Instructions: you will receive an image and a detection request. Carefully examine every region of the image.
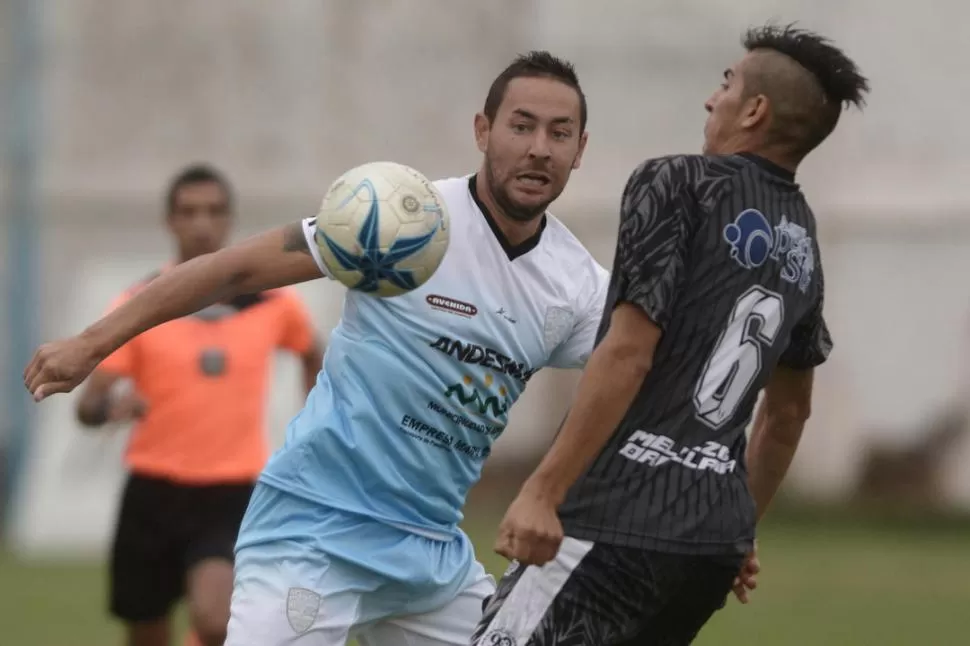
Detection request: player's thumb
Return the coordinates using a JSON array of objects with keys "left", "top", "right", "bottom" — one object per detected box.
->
[{"left": 33, "top": 380, "right": 71, "bottom": 401}]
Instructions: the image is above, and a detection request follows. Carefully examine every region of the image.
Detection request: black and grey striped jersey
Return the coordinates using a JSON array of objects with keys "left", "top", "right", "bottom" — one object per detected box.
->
[{"left": 559, "top": 153, "right": 831, "bottom": 555}]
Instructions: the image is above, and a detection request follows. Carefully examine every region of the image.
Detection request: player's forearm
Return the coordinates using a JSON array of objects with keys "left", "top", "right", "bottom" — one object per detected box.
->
[
  {"left": 81, "top": 250, "right": 252, "bottom": 361},
  {"left": 81, "top": 226, "right": 318, "bottom": 362},
  {"left": 746, "top": 402, "right": 808, "bottom": 521},
  {"left": 524, "top": 342, "right": 651, "bottom": 505}
]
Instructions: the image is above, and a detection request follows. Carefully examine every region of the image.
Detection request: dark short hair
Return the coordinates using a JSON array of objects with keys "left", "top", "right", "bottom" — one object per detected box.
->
[
  {"left": 743, "top": 23, "right": 870, "bottom": 157},
  {"left": 165, "top": 164, "right": 234, "bottom": 214},
  {"left": 483, "top": 50, "right": 587, "bottom": 132}
]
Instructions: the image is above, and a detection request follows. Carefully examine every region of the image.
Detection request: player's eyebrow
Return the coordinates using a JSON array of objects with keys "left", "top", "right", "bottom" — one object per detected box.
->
[
  {"left": 512, "top": 108, "right": 540, "bottom": 121},
  {"left": 511, "top": 108, "right": 574, "bottom": 127}
]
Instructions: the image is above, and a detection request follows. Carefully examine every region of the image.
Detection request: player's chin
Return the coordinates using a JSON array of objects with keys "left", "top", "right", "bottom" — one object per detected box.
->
[{"left": 508, "top": 182, "right": 557, "bottom": 212}]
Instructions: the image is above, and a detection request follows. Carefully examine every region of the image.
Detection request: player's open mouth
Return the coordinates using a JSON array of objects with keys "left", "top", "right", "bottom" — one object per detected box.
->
[{"left": 516, "top": 173, "right": 550, "bottom": 187}]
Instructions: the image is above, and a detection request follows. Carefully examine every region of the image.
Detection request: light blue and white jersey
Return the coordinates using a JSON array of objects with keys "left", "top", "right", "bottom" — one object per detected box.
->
[{"left": 252, "top": 175, "right": 608, "bottom": 541}]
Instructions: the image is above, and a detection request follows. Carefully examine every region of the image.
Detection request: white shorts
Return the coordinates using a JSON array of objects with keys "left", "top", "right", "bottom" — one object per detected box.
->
[{"left": 225, "top": 540, "right": 495, "bottom": 646}]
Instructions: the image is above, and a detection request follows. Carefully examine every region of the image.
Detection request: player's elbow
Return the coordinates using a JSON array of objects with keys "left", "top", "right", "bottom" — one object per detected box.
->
[
  {"left": 211, "top": 246, "right": 258, "bottom": 297},
  {"left": 766, "top": 399, "right": 811, "bottom": 425},
  {"left": 601, "top": 303, "right": 661, "bottom": 378},
  {"left": 601, "top": 335, "right": 654, "bottom": 378},
  {"left": 761, "top": 399, "right": 811, "bottom": 447}
]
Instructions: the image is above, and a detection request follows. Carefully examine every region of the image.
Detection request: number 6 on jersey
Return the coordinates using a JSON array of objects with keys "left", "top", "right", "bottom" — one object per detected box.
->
[{"left": 693, "top": 286, "right": 785, "bottom": 430}]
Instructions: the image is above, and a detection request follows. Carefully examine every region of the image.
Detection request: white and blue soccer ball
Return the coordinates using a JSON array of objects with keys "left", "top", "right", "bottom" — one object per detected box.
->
[{"left": 314, "top": 161, "right": 450, "bottom": 298}]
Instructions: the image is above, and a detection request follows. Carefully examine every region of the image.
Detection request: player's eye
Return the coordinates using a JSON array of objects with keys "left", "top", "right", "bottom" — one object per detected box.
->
[
  {"left": 511, "top": 123, "right": 531, "bottom": 134},
  {"left": 552, "top": 130, "right": 571, "bottom": 141}
]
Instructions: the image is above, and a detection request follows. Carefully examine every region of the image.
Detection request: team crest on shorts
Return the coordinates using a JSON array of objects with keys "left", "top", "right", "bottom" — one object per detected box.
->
[
  {"left": 482, "top": 629, "right": 517, "bottom": 646},
  {"left": 543, "top": 305, "right": 574, "bottom": 352},
  {"left": 286, "top": 587, "right": 320, "bottom": 634}
]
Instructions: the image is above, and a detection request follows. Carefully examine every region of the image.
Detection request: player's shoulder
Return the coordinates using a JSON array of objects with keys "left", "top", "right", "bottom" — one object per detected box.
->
[
  {"left": 432, "top": 175, "right": 473, "bottom": 203},
  {"left": 540, "top": 215, "right": 609, "bottom": 290},
  {"left": 625, "top": 153, "right": 740, "bottom": 191},
  {"left": 624, "top": 154, "right": 751, "bottom": 216}
]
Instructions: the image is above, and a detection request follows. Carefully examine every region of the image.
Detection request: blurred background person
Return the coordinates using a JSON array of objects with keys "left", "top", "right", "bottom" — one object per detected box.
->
[{"left": 74, "top": 165, "right": 323, "bottom": 646}]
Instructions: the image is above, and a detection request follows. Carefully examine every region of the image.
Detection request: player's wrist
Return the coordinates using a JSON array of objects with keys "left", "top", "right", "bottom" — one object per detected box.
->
[
  {"left": 79, "top": 323, "right": 119, "bottom": 363},
  {"left": 521, "top": 472, "right": 568, "bottom": 507}
]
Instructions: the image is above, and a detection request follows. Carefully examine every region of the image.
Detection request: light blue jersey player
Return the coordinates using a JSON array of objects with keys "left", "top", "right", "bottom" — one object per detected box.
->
[{"left": 24, "top": 52, "right": 607, "bottom": 646}]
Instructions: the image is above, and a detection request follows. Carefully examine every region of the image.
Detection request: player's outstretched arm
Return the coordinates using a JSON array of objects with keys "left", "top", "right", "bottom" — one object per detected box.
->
[
  {"left": 523, "top": 303, "right": 660, "bottom": 502},
  {"left": 495, "top": 303, "right": 661, "bottom": 565},
  {"left": 24, "top": 222, "right": 323, "bottom": 401},
  {"left": 746, "top": 365, "right": 814, "bottom": 521}
]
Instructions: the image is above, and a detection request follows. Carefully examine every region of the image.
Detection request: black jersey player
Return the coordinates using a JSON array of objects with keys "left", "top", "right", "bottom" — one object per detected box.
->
[{"left": 474, "top": 24, "right": 870, "bottom": 646}]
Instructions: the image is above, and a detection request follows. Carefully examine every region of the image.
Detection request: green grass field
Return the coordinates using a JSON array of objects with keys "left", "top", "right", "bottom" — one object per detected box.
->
[{"left": 3, "top": 508, "right": 969, "bottom": 646}]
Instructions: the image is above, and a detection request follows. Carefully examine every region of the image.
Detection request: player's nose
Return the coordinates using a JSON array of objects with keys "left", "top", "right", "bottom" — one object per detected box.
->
[{"left": 527, "top": 132, "right": 552, "bottom": 159}]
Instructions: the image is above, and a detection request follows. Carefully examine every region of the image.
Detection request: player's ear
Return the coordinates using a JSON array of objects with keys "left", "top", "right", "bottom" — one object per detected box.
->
[
  {"left": 474, "top": 112, "right": 490, "bottom": 154},
  {"left": 572, "top": 131, "right": 589, "bottom": 170},
  {"left": 740, "top": 94, "right": 769, "bottom": 130}
]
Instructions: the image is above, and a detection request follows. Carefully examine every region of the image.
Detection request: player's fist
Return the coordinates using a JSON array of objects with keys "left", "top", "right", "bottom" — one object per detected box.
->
[
  {"left": 23, "top": 336, "right": 103, "bottom": 402},
  {"left": 494, "top": 487, "right": 564, "bottom": 567}
]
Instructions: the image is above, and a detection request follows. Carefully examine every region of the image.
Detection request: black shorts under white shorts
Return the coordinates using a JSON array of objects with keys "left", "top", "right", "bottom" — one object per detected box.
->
[
  {"left": 109, "top": 472, "right": 255, "bottom": 622},
  {"left": 472, "top": 537, "right": 743, "bottom": 646}
]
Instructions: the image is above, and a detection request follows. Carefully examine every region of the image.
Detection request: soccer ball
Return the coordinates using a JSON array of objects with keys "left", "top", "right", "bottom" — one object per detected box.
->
[{"left": 313, "top": 161, "right": 450, "bottom": 298}]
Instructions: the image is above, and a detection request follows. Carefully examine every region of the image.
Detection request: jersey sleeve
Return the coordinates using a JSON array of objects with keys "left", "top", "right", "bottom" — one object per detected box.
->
[
  {"left": 778, "top": 283, "right": 833, "bottom": 370},
  {"left": 300, "top": 217, "right": 334, "bottom": 279},
  {"left": 276, "top": 289, "right": 316, "bottom": 354},
  {"left": 548, "top": 262, "right": 610, "bottom": 369},
  {"left": 612, "top": 156, "right": 696, "bottom": 330},
  {"left": 97, "top": 293, "right": 138, "bottom": 377}
]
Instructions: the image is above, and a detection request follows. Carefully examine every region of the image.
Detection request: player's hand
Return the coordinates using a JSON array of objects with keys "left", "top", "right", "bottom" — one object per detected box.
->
[
  {"left": 494, "top": 486, "right": 564, "bottom": 566},
  {"left": 732, "top": 542, "right": 760, "bottom": 604},
  {"left": 107, "top": 391, "right": 148, "bottom": 422},
  {"left": 23, "top": 336, "right": 104, "bottom": 402}
]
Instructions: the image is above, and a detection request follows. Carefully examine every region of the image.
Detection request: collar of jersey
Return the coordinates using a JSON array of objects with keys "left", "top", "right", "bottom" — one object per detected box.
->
[
  {"left": 737, "top": 152, "right": 796, "bottom": 183},
  {"left": 468, "top": 174, "right": 546, "bottom": 262}
]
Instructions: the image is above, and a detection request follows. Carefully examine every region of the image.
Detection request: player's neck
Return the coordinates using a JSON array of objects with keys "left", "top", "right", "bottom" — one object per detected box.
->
[
  {"left": 746, "top": 149, "right": 798, "bottom": 175},
  {"left": 474, "top": 173, "right": 543, "bottom": 247},
  {"left": 726, "top": 139, "right": 799, "bottom": 175}
]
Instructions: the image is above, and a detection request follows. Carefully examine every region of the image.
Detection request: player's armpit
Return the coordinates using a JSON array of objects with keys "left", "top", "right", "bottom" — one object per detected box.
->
[
  {"left": 282, "top": 221, "right": 314, "bottom": 255},
  {"left": 746, "top": 366, "right": 815, "bottom": 521},
  {"left": 300, "top": 338, "right": 324, "bottom": 395}
]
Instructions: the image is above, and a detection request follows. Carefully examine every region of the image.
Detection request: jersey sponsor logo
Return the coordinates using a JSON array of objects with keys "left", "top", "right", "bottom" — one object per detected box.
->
[
  {"left": 399, "top": 414, "right": 491, "bottom": 459},
  {"left": 618, "top": 430, "right": 737, "bottom": 475},
  {"left": 723, "top": 209, "right": 815, "bottom": 293},
  {"left": 429, "top": 336, "right": 537, "bottom": 384},
  {"left": 426, "top": 293, "right": 478, "bottom": 318},
  {"left": 444, "top": 374, "right": 510, "bottom": 420},
  {"left": 426, "top": 400, "right": 503, "bottom": 438}
]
